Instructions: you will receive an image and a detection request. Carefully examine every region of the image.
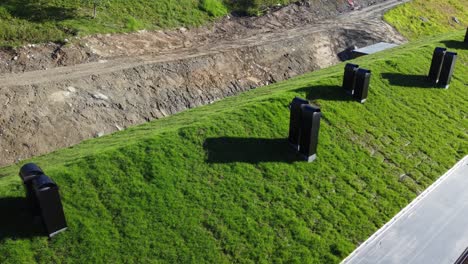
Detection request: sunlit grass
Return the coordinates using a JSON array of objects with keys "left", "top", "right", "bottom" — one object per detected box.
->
[{"left": 384, "top": 0, "right": 468, "bottom": 40}]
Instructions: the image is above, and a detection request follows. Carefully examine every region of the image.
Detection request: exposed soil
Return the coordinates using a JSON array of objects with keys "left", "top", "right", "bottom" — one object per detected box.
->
[{"left": 0, "top": 0, "right": 408, "bottom": 166}]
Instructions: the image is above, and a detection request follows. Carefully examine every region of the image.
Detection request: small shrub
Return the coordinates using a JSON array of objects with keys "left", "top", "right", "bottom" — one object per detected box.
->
[
  {"left": 200, "top": 0, "right": 228, "bottom": 17},
  {"left": 125, "top": 16, "right": 143, "bottom": 31},
  {"left": 0, "top": 7, "right": 11, "bottom": 19}
]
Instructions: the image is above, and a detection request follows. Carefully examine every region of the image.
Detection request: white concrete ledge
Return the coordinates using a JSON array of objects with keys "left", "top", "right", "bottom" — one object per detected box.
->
[{"left": 342, "top": 155, "right": 468, "bottom": 264}]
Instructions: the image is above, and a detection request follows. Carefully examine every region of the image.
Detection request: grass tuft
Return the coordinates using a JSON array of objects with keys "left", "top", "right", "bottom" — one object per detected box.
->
[
  {"left": 125, "top": 16, "right": 144, "bottom": 31},
  {"left": 200, "top": 0, "right": 228, "bottom": 17}
]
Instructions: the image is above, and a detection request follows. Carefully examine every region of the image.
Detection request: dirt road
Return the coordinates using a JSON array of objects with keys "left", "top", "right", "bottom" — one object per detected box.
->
[{"left": 0, "top": 0, "right": 409, "bottom": 166}]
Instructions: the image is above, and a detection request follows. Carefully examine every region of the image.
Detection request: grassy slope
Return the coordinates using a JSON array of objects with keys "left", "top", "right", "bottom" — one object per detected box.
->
[
  {"left": 0, "top": 31, "right": 466, "bottom": 263},
  {"left": 384, "top": 0, "right": 468, "bottom": 40},
  {"left": 0, "top": 0, "right": 294, "bottom": 47}
]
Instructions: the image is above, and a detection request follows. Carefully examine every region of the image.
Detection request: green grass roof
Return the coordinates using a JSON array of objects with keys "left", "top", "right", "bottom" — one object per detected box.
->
[{"left": 0, "top": 31, "right": 466, "bottom": 263}]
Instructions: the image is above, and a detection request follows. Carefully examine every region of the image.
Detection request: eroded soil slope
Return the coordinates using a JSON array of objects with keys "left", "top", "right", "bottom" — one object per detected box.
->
[{"left": 0, "top": 0, "right": 408, "bottom": 166}]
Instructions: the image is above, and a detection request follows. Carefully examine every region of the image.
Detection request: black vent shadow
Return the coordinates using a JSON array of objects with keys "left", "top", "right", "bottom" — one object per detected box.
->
[
  {"left": 440, "top": 40, "right": 467, "bottom": 50},
  {"left": 380, "top": 73, "right": 437, "bottom": 88},
  {"left": 0, "top": 197, "right": 44, "bottom": 241},
  {"left": 337, "top": 47, "right": 356, "bottom": 61},
  {"left": 294, "top": 85, "right": 353, "bottom": 102},
  {"left": 204, "top": 137, "right": 300, "bottom": 164}
]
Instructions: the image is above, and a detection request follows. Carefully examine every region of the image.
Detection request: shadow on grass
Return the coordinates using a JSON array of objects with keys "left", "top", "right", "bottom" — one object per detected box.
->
[
  {"left": 294, "top": 85, "right": 353, "bottom": 102},
  {"left": 204, "top": 138, "right": 299, "bottom": 164},
  {"left": 1, "top": 0, "right": 77, "bottom": 22},
  {"left": 381, "top": 73, "right": 436, "bottom": 88},
  {"left": 440, "top": 40, "right": 467, "bottom": 50},
  {"left": 0, "top": 197, "right": 44, "bottom": 241}
]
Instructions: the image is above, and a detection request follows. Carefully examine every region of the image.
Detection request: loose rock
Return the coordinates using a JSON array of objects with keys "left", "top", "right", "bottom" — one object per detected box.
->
[{"left": 92, "top": 92, "right": 109, "bottom": 101}]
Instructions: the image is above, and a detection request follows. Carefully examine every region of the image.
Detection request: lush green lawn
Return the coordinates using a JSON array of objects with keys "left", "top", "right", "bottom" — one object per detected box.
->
[
  {"left": 0, "top": 0, "right": 295, "bottom": 47},
  {"left": 384, "top": 0, "right": 468, "bottom": 40},
  {"left": 0, "top": 31, "right": 466, "bottom": 263}
]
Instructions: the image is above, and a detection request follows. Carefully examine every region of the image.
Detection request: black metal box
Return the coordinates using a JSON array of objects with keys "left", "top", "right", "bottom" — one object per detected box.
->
[
  {"left": 299, "top": 104, "right": 321, "bottom": 162},
  {"left": 438, "top": 51, "right": 457, "bottom": 89},
  {"left": 342, "top": 63, "right": 359, "bottom": 95},
  {"left": 32, "top": 174, "right": 68, "bottom": 238},
  {"left": 19, "top": 163, "right": 44, "bottom": 214},
  {"left": 353, "top": 68, "right": 371, "bottom": 103},
  {"left": 428, "top": 47, "right": 447, "bottom": 83},
  {"left": 19, "top": 163, "right": 67, "bottom": 238},
  {"left": 288, "top": 97, "right": 309, "bottom": 150}
]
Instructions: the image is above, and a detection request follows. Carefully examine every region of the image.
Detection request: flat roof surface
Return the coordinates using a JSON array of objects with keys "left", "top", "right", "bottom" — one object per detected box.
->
[
  {"left": 353, "top": 42, "right": 398, "bottom": 55},
  {"left": 342, "top": 156, "right": 468, "bottom": 264}
]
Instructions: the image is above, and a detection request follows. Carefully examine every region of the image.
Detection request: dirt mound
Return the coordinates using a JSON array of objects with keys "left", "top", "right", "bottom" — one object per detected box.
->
[{"left": 0, "top": 43, "right": 97, "bottom": 74}]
